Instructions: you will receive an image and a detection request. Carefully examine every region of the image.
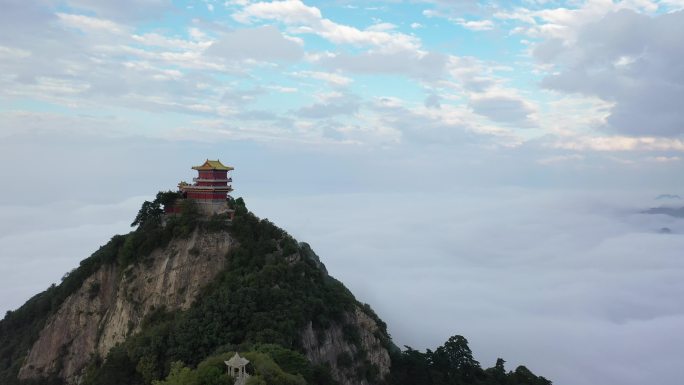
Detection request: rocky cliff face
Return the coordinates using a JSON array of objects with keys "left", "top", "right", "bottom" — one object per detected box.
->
[
  {"left": 302, "top": 307, "right": 391, "bottom": 385},
  {"left": 18, "top": 229, "right": 232, "bottom": 383},
  {"left": 16, "top": 227, "right": 392, "bottom": 385},
  {"left": 296, "top": 243, "right": 391, "bottom": 385}
]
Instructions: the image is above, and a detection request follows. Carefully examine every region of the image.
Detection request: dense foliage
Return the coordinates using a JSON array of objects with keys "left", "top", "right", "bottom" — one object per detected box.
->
[
  {"left": 131, "top": 191, "right": 182, "bottom": 227},
  {"left": 388, "top": 335, "right": 551, "bottom": 385},
  {"left": 81, "top": 197, "right": 367, "bottom": 385},
  {"left": 0, "top": 197, "right": 199, "bottom": 384},
  {"left": 152, "top": 345, "right": 317, "bottom": 385},
  {"left": 0, "top": 195, "right": 552, "bottom": 385},
  {"left": 0, "top": 234, "right": 126, "bottom": 385}
]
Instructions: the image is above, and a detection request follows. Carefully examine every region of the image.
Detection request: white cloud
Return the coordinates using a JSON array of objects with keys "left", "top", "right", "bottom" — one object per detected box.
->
[
  {"left": 318, "top": 50, "right": 448, "bottom": 81},
  {"left": 370, "top": 96, "right": 519, "bottom": 145},
  {"left": 469, "top": 89, "right": 538, "bottom": 127},
  {"left": 233, "top": 0, "right": 420, "bottom": 52},
  {"left": 422, "top": 9, "right": 439, "bottom": 18},
  {"left": 660, "top": 0, "right": 684, "bottom": 10},
  {"left": 0, "top": 45, "right": 31, "bottom": 58},
  {"left": 0, "top": 200, "right": 137, "bottom": 315},
  {"left": 537, "top": 153, "right": 584, "bottom": 165},
  {"left": 56, "top": 12, "right": 127, "bottom": 34},
  {"left": 66, "top": 0, "right": 173, "bottom": 22},
  {"left": 249, "top": 189, "right": 684, "bottom": 385},
  {"left": 646, "top": 156, "right": 682, "bottom": 163},
  {"left": 537, "top": 95, "right": 613, "bottom": 137},
  {"left": 233, "top": 0, "right": 322, "bottom": 24},
  {"left": 131, "top": 32, "right": 211, "bottom": 50},
  {"left": 205, "top": 25, "right": 305, "bottom": 62},
  {"left": 548, "top": 136, "right": 684, "bottom": 152},
  {"left": 2, "top": 4, "right": 684, "bottom": 385},
  {"left": 495, "top": 0, "right": 660, "bottom": 42},
  {"left": 291, "top": 70, "right": 353, "bottom": 86},
  {"left": 367, "top": 22, "right": 397, "bottom": 32},
  {"left": 536, "top": 9, "right": 684, "bottom": 136},
  {"left": 267, "top": 85, "right": 298, "bottom": 93},
  {"left": 225, "top": 0, "right": 251, "bottom": 6},
  {"left": 456, "top": 18, "right": 495, "bottom": 31}
]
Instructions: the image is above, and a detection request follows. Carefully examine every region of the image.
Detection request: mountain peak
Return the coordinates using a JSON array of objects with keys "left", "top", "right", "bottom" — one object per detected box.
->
[{"left": 1, "top": 182, "right": 552, "bottom": 385}]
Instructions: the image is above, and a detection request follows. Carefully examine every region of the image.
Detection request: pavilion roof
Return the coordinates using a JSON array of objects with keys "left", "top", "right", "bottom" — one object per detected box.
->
[
  {"left": 192, "top": 159, "right": 234, "bottom": 171},
  {"left": 225, "top": 353, "right": 249, "bottom": 368}
]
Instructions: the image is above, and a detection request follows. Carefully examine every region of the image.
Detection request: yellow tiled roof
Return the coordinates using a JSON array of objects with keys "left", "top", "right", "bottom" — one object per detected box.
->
[{"left": 192, "top": 159, "right": 234, "bottom": 171}]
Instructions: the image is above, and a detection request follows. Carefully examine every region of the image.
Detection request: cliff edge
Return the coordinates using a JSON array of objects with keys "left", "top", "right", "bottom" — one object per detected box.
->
[{"left": 1, "top": 199, "right": 392, "bottom": 385}]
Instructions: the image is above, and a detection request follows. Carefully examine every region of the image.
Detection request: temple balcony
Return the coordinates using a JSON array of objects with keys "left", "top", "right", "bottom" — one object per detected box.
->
[
  {"left": 193, "top": 177, "right": 232, "bottom": 183},
  {"left": 183, "top": 187, "right": 233, "bottom": 192}
]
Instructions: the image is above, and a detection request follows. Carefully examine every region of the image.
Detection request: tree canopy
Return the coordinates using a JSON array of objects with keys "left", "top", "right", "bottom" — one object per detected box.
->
[
  {"left": 131, "top": 191, "right": 182, "bottom": 227},
  {"left": 0, "top": 196, "right": 553, "bottom": 385},
  {"left": 388, "top": 335, "right": 551, "bottom": 385}
]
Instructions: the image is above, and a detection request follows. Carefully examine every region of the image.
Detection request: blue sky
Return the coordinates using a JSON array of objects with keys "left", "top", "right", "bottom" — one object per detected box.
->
[
  {"left": 1, "top": 1, "right": 684, "bottom": 385},
  {"left": 3, "top": 0, "right": 684, "bottom": 153}
]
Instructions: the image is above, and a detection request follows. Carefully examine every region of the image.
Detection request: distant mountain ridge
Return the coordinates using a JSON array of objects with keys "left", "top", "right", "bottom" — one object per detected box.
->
[
  {"left": 0, "top": 197, "right": 551, "bottom": 385},
  {"left": 655, "top": 194, "right": 682, "bottom": 200},
  {"left": 643, "top": 206, "right": 684, "bottom": 218}
]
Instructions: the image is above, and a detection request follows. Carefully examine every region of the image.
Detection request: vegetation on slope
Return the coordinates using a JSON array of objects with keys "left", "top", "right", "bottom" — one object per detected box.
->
[
  {"left": 387, "top": 335, "right": 552, "bottom": 385},
  {"left": 81, "top": 197, "right": 372, "bottom": 385},
  {"left": 0, "top": 194, "right": 200, "bottom": 384},
  {"left": 153, "top": 345, "right": 317, "bottom": 385},
  {"left": 0, "top": 195, "right": 552, "bottom": 385}
]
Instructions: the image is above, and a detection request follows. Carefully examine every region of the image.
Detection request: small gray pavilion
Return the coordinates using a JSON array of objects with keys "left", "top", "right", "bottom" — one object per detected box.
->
[{"left": 224, "top": 353, "right": 250, "bottom": 385}]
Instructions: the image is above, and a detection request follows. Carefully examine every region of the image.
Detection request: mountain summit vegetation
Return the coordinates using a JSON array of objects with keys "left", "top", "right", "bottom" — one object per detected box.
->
[{"left": 0, "top": 197, "right": 551, "bottom": 385}]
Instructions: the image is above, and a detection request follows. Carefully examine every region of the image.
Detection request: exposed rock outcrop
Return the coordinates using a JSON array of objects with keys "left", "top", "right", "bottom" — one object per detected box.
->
[
  {"left": 18, "top": 229, "right": 232, "bottom": 383},
  {"left": 17, "top": 226, "right": 392, "bottom": 385},
  {"left": 302, "top": 306, "right": 391, "bottom": 385}
]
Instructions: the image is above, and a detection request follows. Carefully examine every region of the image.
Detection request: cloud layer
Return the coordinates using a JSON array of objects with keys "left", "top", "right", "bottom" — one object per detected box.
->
[
  {"left": 536, "top": 9, "right": 684, "bottom": 137},
  {"left": 2, "top": 2, "right": 684, "bottom": 385},
  {"left": 249, "top": 190, "right": 684, "bottom": 385}
]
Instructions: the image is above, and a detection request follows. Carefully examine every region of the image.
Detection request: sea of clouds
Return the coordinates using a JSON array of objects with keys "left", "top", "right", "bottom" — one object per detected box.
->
[
  {"left": 249, "top": 190, "right": 684, "bottom": 385},
  {"left": 2, "top": 187, "right": 682, "bottom": 385}
]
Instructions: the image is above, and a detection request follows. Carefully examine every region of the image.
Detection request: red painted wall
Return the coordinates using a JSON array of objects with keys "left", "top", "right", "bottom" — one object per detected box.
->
[
  {"left": 198, "top": 170, "right": 228, "bottom": 179},
  {"left": 187, "top": 191, "right": 227, "bottom": 200},
  {"left": 188, "top": 170, "right": 231, "bottom": 200}
]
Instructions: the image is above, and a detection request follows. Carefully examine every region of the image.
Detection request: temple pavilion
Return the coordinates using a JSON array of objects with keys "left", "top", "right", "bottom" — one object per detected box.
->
[
  {"left": 165, "top": 159, "right": 235, "bottom": 217},
  {"left": 224, "top": 353, "right": 250, "bottom": 385}
]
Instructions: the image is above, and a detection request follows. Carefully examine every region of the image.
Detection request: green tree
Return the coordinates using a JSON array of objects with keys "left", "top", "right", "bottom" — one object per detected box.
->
[
  {"left": 153, "top": 361, "right": 196, "bottom": 385},
  {"left": 387, "top": 346, "right": 432, "bottom": 385},
  {"left": 131, "top": 190, "right": 181, "bottom": 228},
  {"left": 429, "top": 335, "right": 482, "bottom": 384},
  {"left": 131, "top": 200, "right": 163, "bottom": 227},
  {"left": 156, "top": 191, "right": 181, "bottom": 208},
  {"left": 510, "top": 366, "right": 552, "bottom": 385}
]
